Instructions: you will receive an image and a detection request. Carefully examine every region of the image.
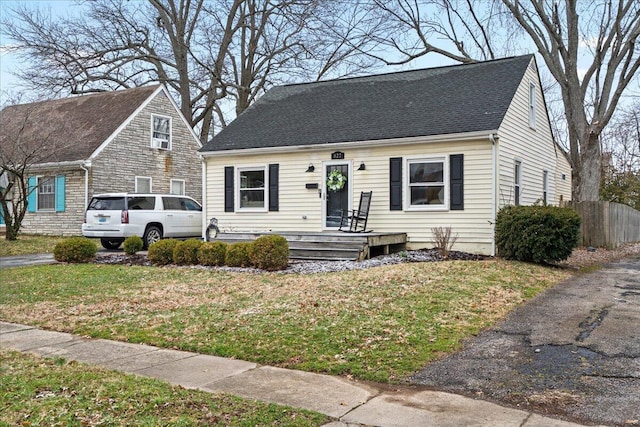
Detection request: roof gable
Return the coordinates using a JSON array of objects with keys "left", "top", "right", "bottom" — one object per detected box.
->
[
  {"left": 0, "top": 85, "right": 160, "bottom": 165},
  {"left": 202, "top": 55, "right": 534, "bottom": 153}
]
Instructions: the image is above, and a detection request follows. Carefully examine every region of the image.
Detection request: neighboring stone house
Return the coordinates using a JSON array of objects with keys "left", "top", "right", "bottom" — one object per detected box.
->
[
  {"left": 200, "top": 54, "right": 572, "bottom": 256},
  {"left": 0, "top": 85, "right": 202, "bottom": 236}
]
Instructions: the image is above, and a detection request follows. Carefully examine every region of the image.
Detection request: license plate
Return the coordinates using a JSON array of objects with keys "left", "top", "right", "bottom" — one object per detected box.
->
[{"left": 98, "top": 218, "right": 107, "bottom": 223}]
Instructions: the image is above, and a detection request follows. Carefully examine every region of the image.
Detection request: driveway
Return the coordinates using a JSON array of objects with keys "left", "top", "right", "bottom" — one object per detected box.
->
[{"left": 412, "top": 256, "right": 640, "bottom": 426}]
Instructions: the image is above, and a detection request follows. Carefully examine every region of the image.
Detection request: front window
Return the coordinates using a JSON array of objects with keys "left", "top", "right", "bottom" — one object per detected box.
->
[
  {"left": 135, "top": 176, "right": 152, "bottom": 193},
  {"left": 514, "top": 160, "right": 522, "bottom": 206},
  {"left": 529, "top": 82, "right": 536, "bottom": 129},
  {"left": 238, "top": 167, "right": 266, "bottom": 210},
  {"left": 151, "top": 115, "right": 171, "bottom": 149},
  {"left": 543, "top": 170, "right": 548, "bottom": 205},
  {"left": 37, "top": 176, "right": 55, "bottom": 210},
  {"left": 407, "top": 158, "right": 446, "bottom": 209},
  {"left": 170, "top": 179, "right": 185, "bottom": 195}
]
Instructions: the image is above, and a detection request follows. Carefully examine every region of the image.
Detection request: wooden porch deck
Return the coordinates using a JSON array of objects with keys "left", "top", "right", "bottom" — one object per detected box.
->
[{"left": 213, "top": 231, "right": 407, "bottom": 261}]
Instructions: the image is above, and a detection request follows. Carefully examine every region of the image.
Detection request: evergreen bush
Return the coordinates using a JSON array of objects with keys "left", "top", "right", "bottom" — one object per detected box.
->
[
  {"left": 53, "top": 237, "right": 98, "bottom": 263},
  {"left": 147, "top": 239, "right": 178, "bottom": 265},
  {"left": 123, "top": 235, "right": 144, "bottom": 255},
  {"left": 173, "top": 239, "right": 203, "bottom": 265},
  {"left": 495, "top": 205, "right": 581, "bottom": 263},
  {"left": 225, "top": 242, "right": 253, "bottom": 267},
  {"left": 197, "top": 241, "right": 228, "bottom": 266},
  {"left": 249, "top": 235, "right": 290, "bottom": 271}
]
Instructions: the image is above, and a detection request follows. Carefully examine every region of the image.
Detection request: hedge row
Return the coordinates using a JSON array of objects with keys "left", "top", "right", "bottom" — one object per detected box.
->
[{"left": 148, "top": 235, "right": 290, "bottom": 271}]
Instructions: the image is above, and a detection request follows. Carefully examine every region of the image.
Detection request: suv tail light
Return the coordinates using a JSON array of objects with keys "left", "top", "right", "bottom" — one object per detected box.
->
[{"left": 121, "top": 210, "right": 129, "bottom": 224}]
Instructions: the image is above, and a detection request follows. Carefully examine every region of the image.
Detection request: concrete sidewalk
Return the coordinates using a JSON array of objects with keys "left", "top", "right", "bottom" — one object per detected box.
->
[{"left": 1, "top": 322, "right": 593, "bottom": 427}]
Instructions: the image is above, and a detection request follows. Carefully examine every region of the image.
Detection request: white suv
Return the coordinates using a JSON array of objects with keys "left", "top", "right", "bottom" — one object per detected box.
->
[{"left": 82, "top": 193, "right": 202, "bottom": 249}]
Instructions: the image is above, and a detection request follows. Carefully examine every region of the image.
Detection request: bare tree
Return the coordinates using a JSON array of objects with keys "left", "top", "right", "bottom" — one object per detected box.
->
[
  {"left": 374, "top": 0, "right": 640, "bottom": 202},
  {"left": 0, "top": 100, "right": 76, "bottom": 240},
  {"left": 3, "top": 0, "right": 390, "bottom": 141}
]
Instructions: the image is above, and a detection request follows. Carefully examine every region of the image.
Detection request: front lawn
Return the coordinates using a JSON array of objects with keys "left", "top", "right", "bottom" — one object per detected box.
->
[
  {"left": 0, "top": 350, "right": 327, "bottom": 426},
  {"left": 0, "top": 234, "right": 97, "bottom": 257},
  {"left": 0, "top": 260, "right": 569, "bottom": 383}
]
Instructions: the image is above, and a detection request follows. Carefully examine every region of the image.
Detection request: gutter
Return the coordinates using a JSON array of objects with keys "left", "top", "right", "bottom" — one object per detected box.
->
[
  {"left": 489, "top": 133, "right": 499, "bottom": 257},
  {"left": 200, "top": 130, "right": 499, "bottom": 158}
]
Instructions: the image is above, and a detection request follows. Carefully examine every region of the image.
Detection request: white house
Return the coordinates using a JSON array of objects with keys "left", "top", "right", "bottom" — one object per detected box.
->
[{"left": 199, "top": 55, "right": 572, "bottom": 256}]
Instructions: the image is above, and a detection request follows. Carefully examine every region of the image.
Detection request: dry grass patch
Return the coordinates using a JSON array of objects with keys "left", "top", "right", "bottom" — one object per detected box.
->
[{"left": 1, "top": 260, "right": 569, "bottom": 383}]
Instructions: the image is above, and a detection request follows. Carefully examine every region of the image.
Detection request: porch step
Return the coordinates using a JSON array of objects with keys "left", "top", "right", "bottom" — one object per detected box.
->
[{"left": 213, "top": 231, "right": 383, "bottom": 261}]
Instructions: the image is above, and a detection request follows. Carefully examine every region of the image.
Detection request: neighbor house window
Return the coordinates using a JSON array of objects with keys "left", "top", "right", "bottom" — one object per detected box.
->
[
  {"left": 237, "top": 167, "right": 266, "bottom": 210},
  {"left": 37, "top": 176, "right": 55, "bottom": 210},
  {"left": 170, "top": 179, "right": 185, "bottom": 195},
  {"left": 151, "top": 115, "right": 171, "bottom": 149},
  {"left": 135, "top": 176, "right": 152, "bottom": 193},
  {"left": 514, "top": 160, "right": 522, "bottom": 206},
  {"left": 529, "top": 82, "right": 536, "bottom": 129},
  {"left": 406, "top": 157, "right": 446, "bottom": 209},
  {"left": 542, "top": 170, "right": 548, "bottom": 205}
]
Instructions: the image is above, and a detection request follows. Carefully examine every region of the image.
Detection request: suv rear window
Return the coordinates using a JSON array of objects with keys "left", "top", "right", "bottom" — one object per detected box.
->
[
  {"left": 88, "top": 197, "right": 125, "bottom": 210},
  {"left": 127, "top": 196, "right": 156, "bottom": 210}
]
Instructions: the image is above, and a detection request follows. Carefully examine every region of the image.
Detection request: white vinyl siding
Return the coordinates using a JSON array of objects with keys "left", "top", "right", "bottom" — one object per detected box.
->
[
  {"left": 497, "top": 57, "right": 566, "bottom": 208},
  {"left": 204, "top": 139, "right": 494, "bottom": 254}
]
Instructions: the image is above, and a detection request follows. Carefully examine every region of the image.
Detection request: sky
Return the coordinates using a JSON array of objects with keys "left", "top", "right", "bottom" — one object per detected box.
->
[{"left": 0, "top": 0, "right": 78, "bottom": 95}]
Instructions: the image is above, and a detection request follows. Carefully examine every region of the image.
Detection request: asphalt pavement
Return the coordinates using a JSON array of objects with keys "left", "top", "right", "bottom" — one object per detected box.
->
[{"left": 412, "top": 257, "right": 640, "bottom": 427}]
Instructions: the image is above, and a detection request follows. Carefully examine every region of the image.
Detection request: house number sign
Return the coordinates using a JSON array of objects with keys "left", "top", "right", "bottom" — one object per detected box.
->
[{"left": 331, "top": 151, "right": 345, "bottom": 160}]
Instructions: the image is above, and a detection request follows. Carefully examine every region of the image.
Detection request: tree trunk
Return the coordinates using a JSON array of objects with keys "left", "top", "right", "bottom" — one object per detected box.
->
[{"left": 574, "top": 131, "right": 602, "bottom": 202}]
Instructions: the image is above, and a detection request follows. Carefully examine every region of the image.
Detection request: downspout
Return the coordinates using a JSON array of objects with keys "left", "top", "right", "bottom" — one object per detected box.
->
[
  {"left": 201, "top": 155, "right": 207, "bottom": 240},
  {"left": 80, "top": 161, "right": 92, "bottom": 210},
  {"left": 489, "top": 133, "right": 499, "bottom": 257}
]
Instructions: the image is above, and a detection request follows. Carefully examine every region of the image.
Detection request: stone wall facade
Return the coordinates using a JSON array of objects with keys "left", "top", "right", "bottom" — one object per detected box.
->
[
  {"left": 21, "top": 169, "right": 87, "bottom": 236},
  {"left": 19, "top": 89, "right": 202, "bottom": 236}
]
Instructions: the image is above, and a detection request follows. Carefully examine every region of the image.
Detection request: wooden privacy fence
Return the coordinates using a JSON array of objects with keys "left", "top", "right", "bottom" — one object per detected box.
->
[{"left": 571, "top": 201, "right": 640, "bottom": 249}]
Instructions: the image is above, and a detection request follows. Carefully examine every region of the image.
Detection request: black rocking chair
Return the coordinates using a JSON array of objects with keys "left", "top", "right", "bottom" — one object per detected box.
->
[{"left": 339, "top": 191, "right": 372, "bottom": 232}]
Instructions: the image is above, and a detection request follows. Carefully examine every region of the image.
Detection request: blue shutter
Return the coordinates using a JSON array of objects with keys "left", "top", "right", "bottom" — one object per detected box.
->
[
  {"left": 55, "top": 175, "right": 66, "bottom": 212},
  {"left": 27, "top": 177, "right": 37, "bottom": 213}
]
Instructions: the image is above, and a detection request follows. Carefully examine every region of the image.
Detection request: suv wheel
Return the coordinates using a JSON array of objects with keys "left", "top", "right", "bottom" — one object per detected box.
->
[
  {"left": 143, "top": 225, "right": 162, "bottom": 248},
  {"left": 100, "top": 238, "right": 124, "bottom": 250}
]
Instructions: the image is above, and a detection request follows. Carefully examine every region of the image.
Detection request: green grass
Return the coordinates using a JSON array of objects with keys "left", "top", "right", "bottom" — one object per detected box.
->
[
  {"left": 0, "top": 234, "right": 98, "bottom": 257},
  {"left": 0, "top": 350, "right": 327, "bottom": 426},
  {"left": 0, "top": 261, "right": 570, "bottom": 383}
]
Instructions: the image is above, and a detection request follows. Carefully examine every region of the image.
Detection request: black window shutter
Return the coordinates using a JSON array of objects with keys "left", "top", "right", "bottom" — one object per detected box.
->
[
  {"left": 268, "top": 164, "right": 279, "bottom": 212},
  {"left": 450, "top": 154, "right": 464, "bottom": 210},
  {"left": 390, "top": 157, "right": 403, "bottom": 210},
  {"left": 224, "top": 166, "right": 234, "bottom": 212}
]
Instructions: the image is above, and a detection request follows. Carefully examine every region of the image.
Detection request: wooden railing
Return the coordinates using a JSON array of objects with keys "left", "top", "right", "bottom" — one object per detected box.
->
[{"left": 571, "top": 201, "right": 640, "bottom": 249}]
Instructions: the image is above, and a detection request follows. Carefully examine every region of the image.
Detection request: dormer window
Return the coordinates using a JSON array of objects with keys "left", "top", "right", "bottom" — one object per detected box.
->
[{"left": 151, "top": 115, "right": 171, "bottom": 149}]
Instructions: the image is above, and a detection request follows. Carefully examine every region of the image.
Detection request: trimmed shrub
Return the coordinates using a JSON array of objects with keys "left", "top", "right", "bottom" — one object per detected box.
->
[
  {"left": 173, "top": 239, "right": 203, "bottom": 265},
  {"left": 123, "top": 235, "right": 144, "bottom": 255},
  {"left": 495, "top": 205, "right": 581, "bottom": 263},
  {"left": 147, "top": 239, "right": 178, "bottom": 265},
  {"left": 225, "top": 242, "right": 253, "bottom": 267},
  {"left": 53, "top": 237, "right": 97, "bottom": 263},
  {"left": 249, "top": 235, "right": 290, "bottom": 271},
  {"left": 197, "top": 241, "right": 228, "bottom": 266}
]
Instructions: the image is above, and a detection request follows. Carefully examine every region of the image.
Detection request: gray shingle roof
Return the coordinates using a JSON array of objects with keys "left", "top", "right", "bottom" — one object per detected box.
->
[
  {"left": 0, "top": 85, "right": 159, "bottom": 164},
  {"left": 201, "top": 55, "right": 534, "bottom": 153}
]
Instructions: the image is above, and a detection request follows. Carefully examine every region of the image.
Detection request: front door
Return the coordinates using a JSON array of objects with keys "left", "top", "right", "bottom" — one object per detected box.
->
[{"left": 323, "top": 162, "right": 351, "bottom": 229}]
